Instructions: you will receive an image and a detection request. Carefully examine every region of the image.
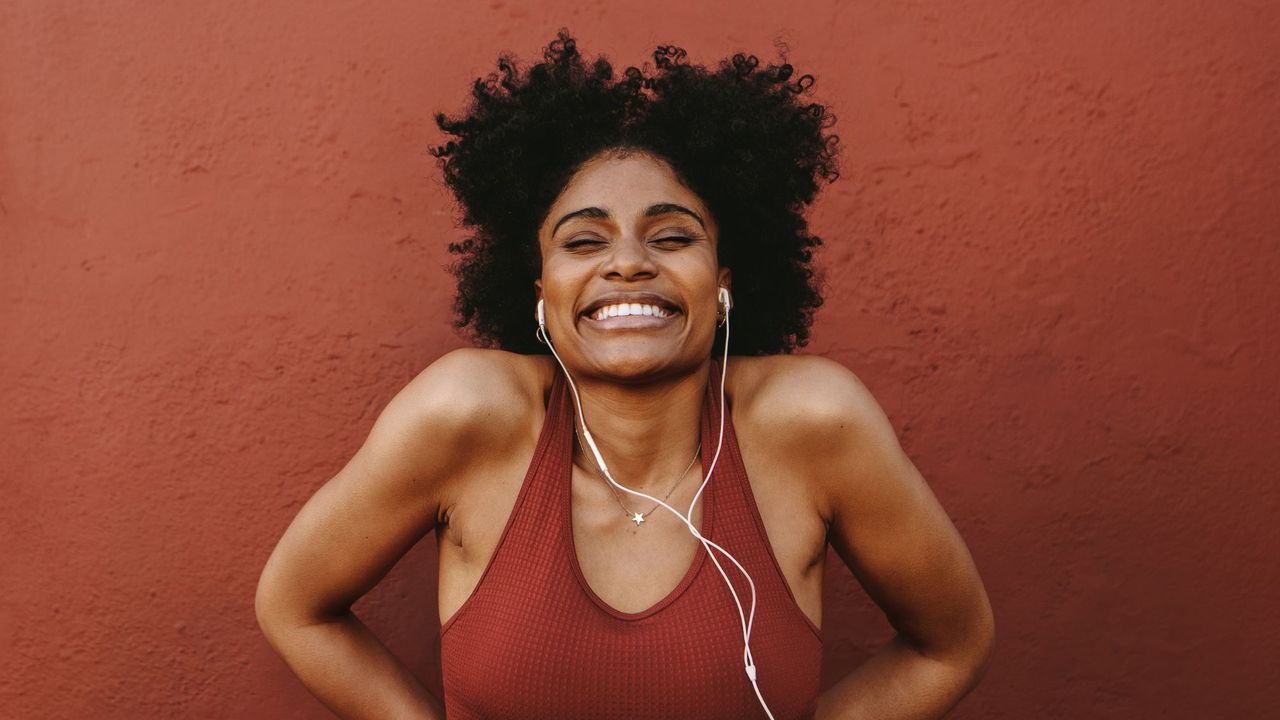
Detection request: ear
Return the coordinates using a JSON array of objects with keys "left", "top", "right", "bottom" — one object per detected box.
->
[
  {"left": 717, "top": 267, "right": 732, "bottom": 294},
  {"left": 533, "top": 278, "right": 543, "bottom": 301}
]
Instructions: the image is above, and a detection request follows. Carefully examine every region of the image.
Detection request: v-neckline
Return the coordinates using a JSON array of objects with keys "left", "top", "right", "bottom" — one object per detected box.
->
[{"left": 562, "top": 376, "right": 717, "bottom": 621}]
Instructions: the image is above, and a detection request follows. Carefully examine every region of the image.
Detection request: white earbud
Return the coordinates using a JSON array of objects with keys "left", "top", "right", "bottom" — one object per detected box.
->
[
  {"left": 534, "top": 299, "right": 549, "bottom": 345},
  {"left": 719, "top": 286, "right": 732, "bottom": 313}
]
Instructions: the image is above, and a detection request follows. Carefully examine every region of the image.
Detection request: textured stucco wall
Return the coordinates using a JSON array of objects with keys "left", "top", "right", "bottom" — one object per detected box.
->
[{"left": 3, "top": 1, "right": 1277, "bottom": 718}]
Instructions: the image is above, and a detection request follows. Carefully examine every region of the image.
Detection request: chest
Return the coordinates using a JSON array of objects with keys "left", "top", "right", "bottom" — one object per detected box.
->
[
  {"left": 438, "top": 439, "right": 825, "bottom": 720},
  {"left": 438, "top": 420, "right": 828, "bottom": 633}
]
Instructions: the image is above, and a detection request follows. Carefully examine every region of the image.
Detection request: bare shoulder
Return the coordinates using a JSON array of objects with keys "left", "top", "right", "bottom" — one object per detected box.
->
[
  {"left": 401, "top": 348, "right": 549, "bottom": 421},
  {"left": 730, "top": 354, "right": 994, "bottom": 677},
  {"left": 391, "top": 348, "right": 553, "bottom": 459},
  {"left": 728, "top": 354, "right": 886, "bottom": 433},
  {"left": 254, "top": 349, "right": 555, "bottom": 626},
  {"left": 727, "top": 354, "right": 901, "bottom": 520}
]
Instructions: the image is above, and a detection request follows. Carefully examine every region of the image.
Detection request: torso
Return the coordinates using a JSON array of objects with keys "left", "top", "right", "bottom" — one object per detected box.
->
[{"left": 434, "top": 353, "right": 830, "bottom": 633}]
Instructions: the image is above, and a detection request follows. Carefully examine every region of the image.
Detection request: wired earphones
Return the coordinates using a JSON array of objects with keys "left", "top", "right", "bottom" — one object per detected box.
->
[{"left": 535, "top": 287, "right": 777, "bottom": 719}]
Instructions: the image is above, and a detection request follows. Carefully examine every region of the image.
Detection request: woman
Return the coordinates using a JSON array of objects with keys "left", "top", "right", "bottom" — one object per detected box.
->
[{"left": 256, "top": 31, "right": 993, "bottom": 720}]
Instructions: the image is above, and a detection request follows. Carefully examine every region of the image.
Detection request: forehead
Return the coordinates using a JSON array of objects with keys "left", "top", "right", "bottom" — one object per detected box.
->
[{"left": 540, "top": 153, "right": 714, "bottom": 235}]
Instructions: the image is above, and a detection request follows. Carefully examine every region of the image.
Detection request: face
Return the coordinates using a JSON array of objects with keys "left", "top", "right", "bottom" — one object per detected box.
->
[{"left": 535, "top": 150, "right": 730, "bottom": 381}]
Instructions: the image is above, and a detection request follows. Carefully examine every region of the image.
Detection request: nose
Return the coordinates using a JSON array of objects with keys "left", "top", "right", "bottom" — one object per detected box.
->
[{"left": 600, "top": 234, "right": 657, "bottom": 280}]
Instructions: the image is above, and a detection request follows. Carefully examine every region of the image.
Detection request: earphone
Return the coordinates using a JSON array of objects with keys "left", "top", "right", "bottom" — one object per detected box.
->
[{"left": 535, "top": 288, "right": 776, "bottom": 719}]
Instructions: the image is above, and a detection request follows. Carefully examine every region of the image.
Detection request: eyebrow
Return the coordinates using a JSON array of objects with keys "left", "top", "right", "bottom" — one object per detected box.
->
[{"left": 550, "top": 203, "right": 707, "bottom": 236}]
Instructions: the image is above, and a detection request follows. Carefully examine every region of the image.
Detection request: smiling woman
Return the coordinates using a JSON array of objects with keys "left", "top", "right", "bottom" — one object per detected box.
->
[
  {"left": 535, "top": 151, "right": 728, "bottom": 380},
  {"left": 254, "top": 29, "right": 993, "bottom": 720}
]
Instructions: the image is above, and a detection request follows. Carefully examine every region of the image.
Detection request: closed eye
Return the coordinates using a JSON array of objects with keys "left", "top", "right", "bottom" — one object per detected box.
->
[
  {"left": 651, "top": 236, "right": 694, "bottom": 247},
  {"left": 564, "top": 237, "right": 607, "bottom": 250},
  {"left": 563, "top": 235, "right": 695, "bottom": 251}
]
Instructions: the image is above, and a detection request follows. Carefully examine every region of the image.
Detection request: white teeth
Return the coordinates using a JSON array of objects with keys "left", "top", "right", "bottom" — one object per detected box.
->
[{"left": 591, "top": 303, "right": 671, "bottom": 321}]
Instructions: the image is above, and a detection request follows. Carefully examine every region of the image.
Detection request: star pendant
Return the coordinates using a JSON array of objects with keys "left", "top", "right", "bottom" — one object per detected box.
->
[{"left": 631, "top": 512, "right": 646, "bottom": 526}]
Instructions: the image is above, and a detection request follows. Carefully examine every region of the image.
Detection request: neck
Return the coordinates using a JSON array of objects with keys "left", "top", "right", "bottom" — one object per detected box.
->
[{"left": 568, "top": 360, "right": 714, "bottom": 492}]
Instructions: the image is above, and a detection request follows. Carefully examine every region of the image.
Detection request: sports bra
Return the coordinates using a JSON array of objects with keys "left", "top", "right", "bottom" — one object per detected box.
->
[{"left": 439, "top": 363, "right": 823, "bottom": 719}]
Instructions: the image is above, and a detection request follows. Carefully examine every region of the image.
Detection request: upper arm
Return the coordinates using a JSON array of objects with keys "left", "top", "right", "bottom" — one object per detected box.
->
[
  {"left": 787, "top": 357, "right": 994, "bottom": 666},
  {"left": 254, "top": 348, "right": 516, "bottom": 628}
]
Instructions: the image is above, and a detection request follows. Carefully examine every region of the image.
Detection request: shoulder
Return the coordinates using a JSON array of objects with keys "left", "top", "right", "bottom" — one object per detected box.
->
[
  {"left": 728, "top": 354, "right": 886, "bottom": 433},
  {"left": 376, "top": 348, "right": 555, "bottom": 476},
  {"left": 402, "top": 347, "right": 551, "bottom": 417},
  {"left": 727, "top": 354, "right": 902, "bottom": 520}
]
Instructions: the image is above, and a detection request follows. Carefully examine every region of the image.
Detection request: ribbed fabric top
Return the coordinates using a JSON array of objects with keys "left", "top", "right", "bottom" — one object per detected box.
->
[{"left": 440, "top": 363, "right": 822, "bottom": 719}]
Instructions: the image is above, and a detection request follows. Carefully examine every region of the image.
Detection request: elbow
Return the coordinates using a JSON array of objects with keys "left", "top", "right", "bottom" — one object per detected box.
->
[
  {"left": 253, "top": 572, "right": 281, "bottom": 638},
  {"left": 254, "top": 563, "right": 297, "bottom": 642},
  {"left": 962, "top": 599, "right": 996, "bottom": 689},
  {"left": 254, "top": 564, "right": 348, "bottom": 642},
  {"left": 923, "top": 597, "right": 996, "bottom": 693}
]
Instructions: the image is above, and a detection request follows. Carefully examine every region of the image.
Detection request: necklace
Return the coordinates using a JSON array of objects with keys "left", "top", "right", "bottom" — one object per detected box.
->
[{"left": 574, "top": 425, "right": 701, "bottom": 526}]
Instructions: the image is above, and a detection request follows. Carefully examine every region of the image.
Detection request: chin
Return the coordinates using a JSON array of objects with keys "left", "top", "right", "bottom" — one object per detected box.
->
[{"left": 582, "top": 344, "right": 702, "bottom": 383}]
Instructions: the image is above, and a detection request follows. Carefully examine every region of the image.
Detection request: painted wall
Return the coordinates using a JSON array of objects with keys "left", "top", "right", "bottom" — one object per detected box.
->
[{"left": 3, "top": 1, "right": 1277, "bottom": 717}]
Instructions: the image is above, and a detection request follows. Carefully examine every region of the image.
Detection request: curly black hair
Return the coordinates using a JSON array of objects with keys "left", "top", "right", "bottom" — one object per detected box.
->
[{"left": 430, "top": 29, "right": 840, "bottom": 355}]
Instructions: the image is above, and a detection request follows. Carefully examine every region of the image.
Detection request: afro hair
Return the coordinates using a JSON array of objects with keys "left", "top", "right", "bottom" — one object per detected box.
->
[{"left": 430, "top": 29, "right": 840, "bottom": 355}]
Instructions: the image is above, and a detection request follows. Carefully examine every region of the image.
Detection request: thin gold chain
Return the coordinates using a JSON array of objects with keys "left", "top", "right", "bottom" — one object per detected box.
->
[{"left": 574, "top": 425, "right": 701, "bottom": 525}]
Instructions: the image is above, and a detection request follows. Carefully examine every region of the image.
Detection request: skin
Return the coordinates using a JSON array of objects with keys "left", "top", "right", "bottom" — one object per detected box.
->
[{"left": 255, "top": 149, "right": 995, "bottom": 719}]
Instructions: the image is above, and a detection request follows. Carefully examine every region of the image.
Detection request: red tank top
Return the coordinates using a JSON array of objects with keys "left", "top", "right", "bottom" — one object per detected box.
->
[{"left": 439, "top": 364, "right": 823, "bottom": 719}]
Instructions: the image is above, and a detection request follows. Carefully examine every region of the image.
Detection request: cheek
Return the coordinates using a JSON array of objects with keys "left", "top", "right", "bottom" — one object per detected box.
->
[
  {"left": 674, "top": 258, "right": 722, "bottom": 297},
  {"left": 538, "top": 261, "right": 590, "bottom": 313}
]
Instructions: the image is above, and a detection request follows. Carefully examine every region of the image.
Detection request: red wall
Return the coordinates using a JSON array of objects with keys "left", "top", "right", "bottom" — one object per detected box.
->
[{"left": 3, "top": 1, "right": 1277, "bottom": 717}]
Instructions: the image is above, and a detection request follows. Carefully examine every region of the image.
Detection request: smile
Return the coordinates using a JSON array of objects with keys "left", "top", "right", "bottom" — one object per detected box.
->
[
  {"left": 588, "top": 303, "right": 673, "bottom": 321},
  {"left": 579, "top": 305, "right": 682, "bottom": 332}
]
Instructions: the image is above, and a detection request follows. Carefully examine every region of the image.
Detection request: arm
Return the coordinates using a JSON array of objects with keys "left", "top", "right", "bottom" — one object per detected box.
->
[
  {"left": 793, "top": 359, "right": 994, "bottom": 720},
  {"left": 254, "top": 349, "right": 504, "bottom": 720}
]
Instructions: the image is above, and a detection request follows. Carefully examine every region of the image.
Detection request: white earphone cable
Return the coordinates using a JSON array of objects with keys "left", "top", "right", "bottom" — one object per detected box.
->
[{"left": 537, "top": 292, "right": 775, "bottom": 719}]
